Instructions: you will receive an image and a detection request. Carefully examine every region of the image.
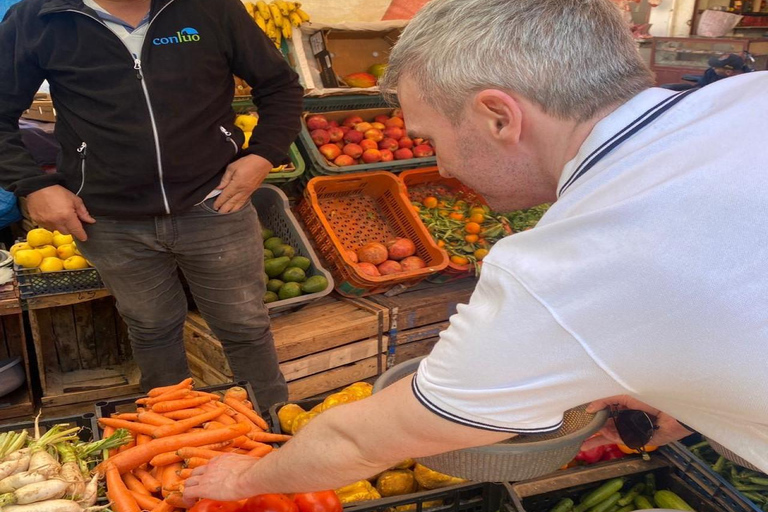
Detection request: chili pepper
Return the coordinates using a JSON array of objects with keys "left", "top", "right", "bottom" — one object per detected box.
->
[{"left": 575, "top": 445, "right": 606, "bottom": 465}]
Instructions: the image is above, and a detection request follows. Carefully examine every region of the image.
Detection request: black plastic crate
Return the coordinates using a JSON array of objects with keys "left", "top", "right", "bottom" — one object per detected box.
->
[
  {"left": 344, "top": 482, "right": 512, "bottom": 512},
  {"left": 0, "top": 413, "right": 98, "bottom": 442},
  {"left": 93, "top": 381, "right": 261, "bottom": 440},
  {"left": 303, "top": 95, "right": 393, "bottom": 113},
  {"left": 16, "top": 265, "right": 105, "bottom": 299}
]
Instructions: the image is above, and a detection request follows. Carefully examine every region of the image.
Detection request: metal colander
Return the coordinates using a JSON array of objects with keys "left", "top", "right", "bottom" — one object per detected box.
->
[{"left": 373, "top": 357, "right": 608, "bottom": 482}]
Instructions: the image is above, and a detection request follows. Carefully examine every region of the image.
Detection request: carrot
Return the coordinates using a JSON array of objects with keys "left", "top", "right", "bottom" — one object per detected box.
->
[
  {"left": 130, "top": 490, "right": 162, "bottom": 510},
  {"left": 234, "top": 437, "right": 271, "bottom": 451},
  {"left": 139, "top": 410, "right": 178, "bottom": 426},
  {"left": 177, "top": 468, "right": 195, "bottom": 479},
  {"left": 137, "top": 434, "right": 153, "bottom": 445},
  {"left": 99, "top": 423, "right": 250, "bottom": 474},
  {"left": 151, "top": 498, "right": 177, "bottom": 512},
  {"left": 99, "top": 417, "right": 157, "bottom": 436},
  {"left": 119, "top": 437, "right": 137, "bottom": 453},
  {"left": 150, "top": 451, "right": 183, "bottom": 468},
  {"left": 106, "top": 463, "right": 142, "bottom": 512},
  {"left": 152, "top": 396, "right": 211, "bottom": 413},
  {"left": 114, "top": 413, "right": 140, "bottom": 421},
  {"left": 233, "top": 411, "right": 261, "bottom": 432},
  {"left": 147, "top": 388, "right": 194, "bottom": 405},
  {"left": 153, "top": 408, "right": 224, "bottom": 438},
  {"left": 192, "top": 391, "right": 222, "bottom": 401},
  {"left": 224, "top": 397, "right": 268, "bottom": 431},
  {"left": 176, "top": 447, "right": 226, "bottom": 460},
  {"left": 103, "top": 425, "right": 118, "bottom": 458},
  {"left": 164, "top": 492, "right": 189, "bottom": 509},
  {"left": 247, "top": 431, "right": 292, "bottom": 443},
  {"left": 224, "top": 386, "right": 249, "bottom": 402},
  {"left": 148, "top": 378, "right": 194, "bottom": 397},
  {"left": 162, "top": 409, "right": 207, "bottom": 420},
  {"left": 247, "top": 444, "right": 274, "bottom": 458},
  {"left": 184, "top": 457, "right": 209, "bottom": 469},
  {"left": 123, "top": 471, "right": 151, "bottom": 495},
  {"left": 134, "top": 467, "right": 162, "bottom": 493},
  {"left": 162, "top": 462, "right": 183, "bottom": 496}
]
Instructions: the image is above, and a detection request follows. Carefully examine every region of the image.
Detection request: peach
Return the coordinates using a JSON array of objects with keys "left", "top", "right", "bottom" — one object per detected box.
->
[
  {"left": 378, "top": 138, "right": 399, "bottom": 152},
  {"left": 413, "top": 144, "right": 435, "bottom": 158},
  {"left": 328, "top": 127, "right": 344, "bottom": 142},
  {"left": 371, "top": 122, "right": 386, "bottom": 131},
  {"left": 319, "top": 144, "right": 342, "bottom": 161},
  {"left": 354, "top": 122, "right": 373, "bottom": 133},
  {"left": 385, "top": 117, "right": 405, "bottom": 128},
  {"left": 383, "top": 127, "right": 404, "bottom": 140},
  {"left": 374, "top": 115, "right": 390, "bottom": 125},
  {"left": 343, "top": 130, "right": 364, "bottom": 144},
  {"left": 361, "top": 149, "right": 382, "bottom": 163},
  {"left": 357, "top": 243, "right": 388, "bottom": 265},
  {"left": 343, "top": 143, "right": 363, "bottom": 159},
  {"left": 364, "top": 129, "right": 384, "bottom": 142},
  {"left": 359, "top": 139, "right": 378, "bottom": 151},
  {"left": 310, "top": 129, "right": 330, "bottom": 147},
  {"left": 386, "top": 238, "right": 416, "bottom": 260},
  {"left": 335, "top": 142, "right": 345, "bottom": 150},
  {"left": 333, "top": 154, "right": 356, "bottom": 166},
  {"left": 380, "top": 149, "right": 394, "bottom": 162},
  {"left": 377, "top": 260, "right": 403, "bottom": 275},
  {"left": 401, "top": 256, "right": 426, "bottom": 271},
  {"left": 328, "top": 120, "right": 340, "bottom": 128},
  {"left": 343, "top": 115, "right": 364, "bottom": 128},
  {"left": 347, "top": 249, "right": 359, "bottom": 263},
  {"left": 340, "top": 126, "right": 351, "bottom": 135},
  {"left": 394, "top": 148, "right": 414, "bottom": 160},
  {"left": 412, "top": 137, "right": 425, "bottom": 146},
  {"left": 398, "top": 136, "right": 414, "bottom": 149},
  {"left": 357, "top": 262, "right": 381, "bottom": 277},
  {"left": 306, "top": 115, "right": 329, "bottom": 131},
  {"left": 391, "top": 108, "right": 404, "bottom": 119}
]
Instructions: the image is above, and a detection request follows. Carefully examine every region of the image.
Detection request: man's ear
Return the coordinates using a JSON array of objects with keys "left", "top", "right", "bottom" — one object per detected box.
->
[{"left": 471, "top": 90, "right": 523, "bottom": 145}]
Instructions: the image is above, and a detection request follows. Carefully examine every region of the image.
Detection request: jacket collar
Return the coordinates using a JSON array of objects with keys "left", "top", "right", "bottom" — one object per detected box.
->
[{"left": 38, "top": 0, "right": 174, "bottom": 19}]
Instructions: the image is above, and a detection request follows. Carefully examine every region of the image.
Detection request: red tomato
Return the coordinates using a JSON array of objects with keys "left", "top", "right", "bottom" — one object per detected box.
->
[
  {"left": 190, "top": 499, "right": 244, "bottom": 512},
  {"left": 244, "top": 494, "right": 299, "bottom": 512},
  {"left": 293, "top": 491, "right": 343, "bottom": 512}
]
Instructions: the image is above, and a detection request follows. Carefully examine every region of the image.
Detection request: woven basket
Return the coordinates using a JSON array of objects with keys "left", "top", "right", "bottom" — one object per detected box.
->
[{"left": 374, "top": 357, "right": 608, "bottom": 481}]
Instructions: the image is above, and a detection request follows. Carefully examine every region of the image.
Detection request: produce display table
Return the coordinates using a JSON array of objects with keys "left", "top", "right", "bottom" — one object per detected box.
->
[{"left": 0, "top": 283, "right": 35, "bottom": 420}]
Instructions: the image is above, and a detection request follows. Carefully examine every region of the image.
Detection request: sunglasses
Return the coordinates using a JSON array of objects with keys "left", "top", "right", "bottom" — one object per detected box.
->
[{"left": 611, "top": 408, "right": 658, "bottom": 460}]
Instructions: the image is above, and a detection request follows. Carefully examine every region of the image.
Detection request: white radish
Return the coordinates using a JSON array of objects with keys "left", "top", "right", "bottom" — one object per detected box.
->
[
  {"left": 10, "top": 453, "right": 31, "bottom": 476},
  {"left": 0, "top": 459, "right": 19, "bottom": 480},
  {"left": 77, "top": 473, "right": 99, "bottom": 507},
  {"left": 2, "top": 498, "right": 85, "bottom": 512},
  {"left": 2, "top": 448, "right": 29, "bottom": 462},
  {"left": 27, "top": 450, "right": 59, "bottom": 477},
  {"left": 0, "top": 478, "right": 69, "bottom": 505},
  {"left": 0, "top": 471, "right": 46, "bottom": 493}
]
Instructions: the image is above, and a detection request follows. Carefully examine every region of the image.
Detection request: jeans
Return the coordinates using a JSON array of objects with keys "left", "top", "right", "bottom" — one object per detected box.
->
[{"left": 78, "top": 198, "right": 288, "bottom": 411}]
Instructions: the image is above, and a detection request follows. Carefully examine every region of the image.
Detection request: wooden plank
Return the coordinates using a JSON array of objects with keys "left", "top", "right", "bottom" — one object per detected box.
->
[
  {"left": 274, "top": 312, "right": 382, "bottom": 362},
  {"left": 392, "top": 321, "right": 448, "bottom": 346},
  {"left": 41, "top": 361, "right": 141, "bottom": 407},
  {"left": 187, "top": 352, "right": 230, "bottom": 386},
  {"left": 73, "top": 302, "right": 98, "bottom": 369},
  {"left": 279, "top": 336, "right": 381, "bottom": 382},
  {"left": 115, "top": 309, "right": 131, "bottom": 360},
  {"left": 0, "top": 316, "right": 8, "bottom": 360},
  {"left": 287, "top": 355, "right": 384, "bottom": 401},
  {"left": 393, "top": 337, "right": 439, "bottom": 365},
  {"left": 49, "top": 306, "right": 80, "bottom": 373},
  {"left": 28, "top": 308, "right": 56, "bottom": 392},
  {"left": 92, "top": 298, "right": 119, "bottom": 366},
  {"left": 26, "top": 289, "right": 111, "bottom": 310},
  {"left": 0, "top": 385, "right": 35, "bottom": 421},
  {"left": 183, "top": 325, "right": 232, "bottom": 379}
]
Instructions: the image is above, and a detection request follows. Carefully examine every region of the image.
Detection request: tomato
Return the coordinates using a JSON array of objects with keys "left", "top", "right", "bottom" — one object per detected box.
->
[
  {"left": 191, "top": 499, "right": 244, "bottom": 512},
  {"left": 244, "top": 494, "right": 298, "bottom": 512},
  {"left": 293, "top": 491, "right": 343, "bottom": 512}
]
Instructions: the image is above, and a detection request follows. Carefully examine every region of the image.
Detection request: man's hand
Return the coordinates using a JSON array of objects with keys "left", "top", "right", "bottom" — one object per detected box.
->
[
  {"left": 213, "top": 154, "right": 272, "bottom": 213},
  {"left": 581, "top": 395, "right": 693, "bottom": 451},
  {"left": 26, "top": 185, "right": 96, "bottom": 241},
  {"left": 184, "top": 453, "right": 259, "bottom": 504}
]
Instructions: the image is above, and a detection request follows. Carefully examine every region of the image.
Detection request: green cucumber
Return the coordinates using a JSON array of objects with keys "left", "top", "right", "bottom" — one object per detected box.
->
[
  {"left": 587, "top": 492, "right": 621, "bottom": 512},
  {"left": 549, "top": 498, "right": 574, "bottom": 512},
  {"left": 618, "top": 483, "right": 645, "bottom": 506},
  {"left": 644, "top": 474, "right": 656, "bottom": 496},
  {"left": 634, "top": 496, "right": 654, "bottom": 509},
  {"left": 616, "top": 506, "right": 635, "bottom": 512},
  {"left": 654, "top": 490, "right": 695, "bottom": 511},
  {"left": 575, "top": 479, "right": 626, "bottom": 512}
]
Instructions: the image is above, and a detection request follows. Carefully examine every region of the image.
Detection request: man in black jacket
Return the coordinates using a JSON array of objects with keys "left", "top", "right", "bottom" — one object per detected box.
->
[{"left": 0, "top": 0, "right": 303, "bottom": 409}]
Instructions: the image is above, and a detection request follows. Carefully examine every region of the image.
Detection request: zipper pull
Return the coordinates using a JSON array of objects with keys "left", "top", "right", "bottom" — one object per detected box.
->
[
  {"left": 77, "top": 142, "right": 87, "bottom": 158},
  {"left": 134, "top": 59, "right": 143, "bottom": 80},
  {"left": 219, "top": 126, "right": 232, "bottom": 137}
]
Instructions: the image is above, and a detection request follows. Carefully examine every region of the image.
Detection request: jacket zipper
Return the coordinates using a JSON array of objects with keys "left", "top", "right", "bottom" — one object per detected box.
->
[
  {"left": 220, "top": 126, "right": 239, "bottom": 154},
  {"left": 75, "top": 142, "right": 87, "bottom": 196},
  {"left": 63, "top": 3, "right": 176, "bottom": 214}
]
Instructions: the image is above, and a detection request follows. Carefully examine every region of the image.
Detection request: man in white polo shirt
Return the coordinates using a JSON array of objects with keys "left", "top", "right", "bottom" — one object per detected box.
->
[{"left": 185, "top": 0, "right": 768, "bottom": 502}]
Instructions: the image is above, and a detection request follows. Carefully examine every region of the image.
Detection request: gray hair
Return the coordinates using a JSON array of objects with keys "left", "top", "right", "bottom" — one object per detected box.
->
[{"left": 381, "top": 0, "right": 654, "bottom": 122}]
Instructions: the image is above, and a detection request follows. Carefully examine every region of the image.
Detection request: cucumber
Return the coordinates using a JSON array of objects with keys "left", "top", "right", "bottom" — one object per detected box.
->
[
  {"left": 644, "top": 473, "right": 656, "bottom": 496},
  {"left": 654, "top": 490, "right": 695, "bottom": 511},
  {"left": 587, "top": 492, "right": 621, "bottom": 512},
  {"left": 616, "top": 506, "right": 635, "bottom": 512},
  {"left": 549, "top": 498, "right": 574, "bottom": 512},
  {"left": 618, "top": 483, "right": 645, "bottom": 506},
  {"left": 575, "top": 479, "right": 626, "bottom": 512},
  {"left": 634, "top": 496, "right": 654, "bottom": 509}
]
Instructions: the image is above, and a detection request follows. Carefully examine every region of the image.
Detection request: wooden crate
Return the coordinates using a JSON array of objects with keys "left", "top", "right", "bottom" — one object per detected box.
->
[
  {"left": 184, "top": 294, "right": 389, "bottom": 400},
  {"left": 0, "top": 284, "right": 35, "bottom": 421},
  {"left": 28, "top": 291, "right": 141, "bottom": 408},
  {"left": 386, "top": 320, "right": 448, "bottom": 367}
]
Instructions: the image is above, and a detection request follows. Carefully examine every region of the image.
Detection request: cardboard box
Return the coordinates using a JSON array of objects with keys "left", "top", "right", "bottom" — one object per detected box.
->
[{"left": 289, "top": 21, "right": 408, "bottom": 97}]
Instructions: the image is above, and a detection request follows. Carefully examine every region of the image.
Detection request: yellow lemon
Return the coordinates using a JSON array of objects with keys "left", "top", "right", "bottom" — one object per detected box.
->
[
  {"left": 72, "top": 241, "right": 82, "bottom": 256},
  {"left": 52, "top": 233, "right": 74, "bottom": 247},
  {"left": 56, "top": 244, "right": 76, "bottom": 259},
  {"left": 235, "top": 114, "right": 258, "bottom": 132},
  {"left": 39, "top": 257, "right": 64, "bottom": 272},
  {"left": 53, "top": 230, "right": 62, "bottom": 236},
  {"left": 36, "top": 245, "right": 57, "bottom": 258},
  {"left": 14, "top": 249, "right": 43, "bottom": 269},
  {"left": 9, "top": 242, "right": 31, "bottom": 256},
  {"left": 63, "top": 255, "right": 89, "bottom": 270},
  {"left": 26, "top": 228, "right": 54, "bottom": 247}
]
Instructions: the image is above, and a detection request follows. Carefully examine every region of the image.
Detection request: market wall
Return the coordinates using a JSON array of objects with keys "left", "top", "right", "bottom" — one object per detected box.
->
[{"left": 291, "top": 0, "right": 391, "bottom": 23}]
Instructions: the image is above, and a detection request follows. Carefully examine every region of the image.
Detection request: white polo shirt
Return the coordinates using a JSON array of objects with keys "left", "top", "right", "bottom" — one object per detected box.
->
[{"left": 415, "top": 72, "right": 768, "bottom": 472}]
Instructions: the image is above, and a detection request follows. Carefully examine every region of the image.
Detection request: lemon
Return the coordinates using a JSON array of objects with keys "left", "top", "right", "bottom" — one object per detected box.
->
[
  {"left": 36, "top": 245, "right": 57, "bottom": 258},
  {"left": 56, "top": 244, "right": 76, "bottom": 259},
  {"left": 72, "top": 242, "right": 82, "bottom": 256},
  {"left": 235, "top": 114, "right": 258, "bottom": 132},
  {"left": 52, "top": 233, "right": 74, "bottom": 247},
  {"left": 9, "top": 242, "right": 31, "bottom": 256},
  {"left": 14, "top": 249, "right": 43, "bottom": 268},
  {"left": 26, "top": 228, "right": 54, "bottom": 247},
  {"left": 39, "top": 257, "right": 64, "bottom": 272},
  {"left": 53, "top": 230, "right": 62, "bottom": 236},
  {"left": 63, "top": 255, "right": 89, "bottom": 270}
]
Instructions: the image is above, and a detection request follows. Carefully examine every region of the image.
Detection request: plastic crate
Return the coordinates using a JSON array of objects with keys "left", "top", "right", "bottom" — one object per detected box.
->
[
  {"left": 298, "top": 106, "right": 437, "bottom": 176},
  {"left": 93, "top": 381, "right": 261, "bottom": 439},
  {"left": 252, "top": 184, "right": 334, "bottom": 312},
  {"left": 302, "top": 95, "right": 392, "bottom": 112},
  {"left": 0, "top": 413, "right": 98, "bottom": 443},
  {"left": 509, "top": 449, "right": 760, "bottom": 512},
  {"left": 15, "top": 264, "right": 105, "bottom": 299},
  {"left": 297, "top": 172, "right": 449, "bottom": 297},
  {"left": 264, "top": 144, "right": 306, "bottom": 184},
  {"left": 343, "top": 482, "right": 513, "bottom": 512}
]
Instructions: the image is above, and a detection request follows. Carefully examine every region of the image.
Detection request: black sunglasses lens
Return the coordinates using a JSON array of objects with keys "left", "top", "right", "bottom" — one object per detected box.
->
[{"left": 614, "top": 410, "right": 654, "bottom": 449}]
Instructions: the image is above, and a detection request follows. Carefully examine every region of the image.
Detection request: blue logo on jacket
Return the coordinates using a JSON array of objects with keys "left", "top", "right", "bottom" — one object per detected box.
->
[{"left": 153, "top": 27, "right": 201, "bottom": 46}]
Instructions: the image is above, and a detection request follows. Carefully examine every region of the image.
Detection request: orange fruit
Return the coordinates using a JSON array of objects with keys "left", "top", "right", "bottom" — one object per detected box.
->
[
  {"left": 412, "top": 203, "right": 420, "bottom": 213},
  {"left": 450, "top": 255, "right": 469, "bottom": 265},
  {"left": 439, "top": 210, "right": 450, "bottom": 217},
  {"left": 464, "top": 234, "right": 479, "bottom": 243},
  {"left": 423, "top": 196, "right": 438, "bottom": 209},
  {"left": 437, "top": 240, "right": 446, "bottom": 248},
  {"left": 465, "top": 222, "right": 481, "bottom": 234},
  {"left": 474, "top": 248, "right": 489, "bottom": 260},
  {"left": 469, "top": 213, "right": 485, "bottom": 224},
  {"left": 470, "top": 207, "right": 486, "bottom": 216},
  {"left": 449, "top": 212, "right": 464, "bottom": 221}
]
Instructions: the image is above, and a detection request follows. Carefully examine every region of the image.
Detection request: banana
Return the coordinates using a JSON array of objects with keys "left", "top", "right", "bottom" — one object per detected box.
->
[
  {"left": 274, "top": 0, "right": 290, "bottom": 15},
  {"left": 244, "top": 2, "right": 255, "bottom": 18},
  {"left": 255, "top": 1, "right": 270, "bottom": 20},
  {"left": 266, "top": 18, "right": 277, "bottom": 39},
  {"left": 281, "top": 22, "right": 292, "bottom": 39},
  {"left": 288, "top": 12, "right": 302, "bottom": 27},
  {"left": 268, "top": 3, "right": 283, "bottom": 27},
  {"left": 255, "top": 12, "right": 266, "bottom": 31},
  {"left": 295, "top": 7, "right": 310, "bottom": 22},
  {"left": 273, "top": 28, "right": 281, "bottom": 47}
]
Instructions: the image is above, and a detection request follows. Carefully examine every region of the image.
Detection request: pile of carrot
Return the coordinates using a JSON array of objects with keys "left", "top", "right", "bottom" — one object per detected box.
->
[{"left": 97, "top": 378, "right": 291, "bottom": 512}]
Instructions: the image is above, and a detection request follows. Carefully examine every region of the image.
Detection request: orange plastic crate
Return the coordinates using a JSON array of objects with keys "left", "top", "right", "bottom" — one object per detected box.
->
[
  {"left": 297, "top": 172, "right": 449, "bottom": 297},
  {"left": 400, "top": 167, "right": 487, "bottom": 282}
]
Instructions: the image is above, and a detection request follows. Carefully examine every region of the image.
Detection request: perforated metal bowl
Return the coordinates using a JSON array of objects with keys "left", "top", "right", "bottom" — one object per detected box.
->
[{"left": 373, "top": 357, "right": 608, "bottom": 482}]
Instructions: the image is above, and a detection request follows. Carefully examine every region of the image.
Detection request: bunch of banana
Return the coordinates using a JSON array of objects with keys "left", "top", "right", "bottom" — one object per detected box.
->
[{"left": 244, "top": 0, "right": 310, "bottom": 48}]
